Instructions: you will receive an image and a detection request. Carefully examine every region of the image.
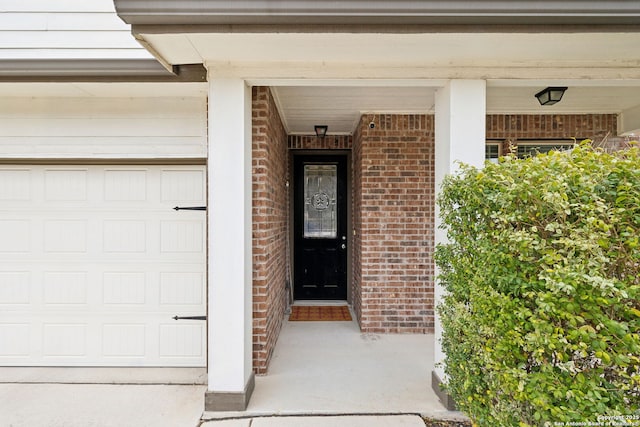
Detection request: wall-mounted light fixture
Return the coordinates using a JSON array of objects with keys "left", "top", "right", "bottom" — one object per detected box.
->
[
  {"left": 535, "top": 87, "right": 567, "bottom": 106},
  {"left": 314, "top": 125, "right": 328, "bottom": 138}
]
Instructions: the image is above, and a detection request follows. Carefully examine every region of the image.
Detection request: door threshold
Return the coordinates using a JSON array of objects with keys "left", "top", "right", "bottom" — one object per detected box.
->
[{"left": 292, "top": 300, "right": 349, "bottom": 306}]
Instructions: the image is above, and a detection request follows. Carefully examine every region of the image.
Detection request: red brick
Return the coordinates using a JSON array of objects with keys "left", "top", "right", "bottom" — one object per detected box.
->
[
  {"left": 251, "top": 87, "right": 289, "bottom": 375},
  {"left": 352, "top": 114, "right": 436, "bottom": 333}
]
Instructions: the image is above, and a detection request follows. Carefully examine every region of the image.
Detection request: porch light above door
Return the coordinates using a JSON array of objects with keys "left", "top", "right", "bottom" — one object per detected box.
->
[
  {"left": 314, "top": 125, "right": 328, "bottom": 138},
  {"left": 535, "top": 87, "right": 567, "bottom": 106}
]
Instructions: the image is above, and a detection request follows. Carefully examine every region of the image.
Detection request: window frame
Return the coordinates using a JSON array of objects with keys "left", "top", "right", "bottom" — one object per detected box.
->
[
  {"left": 485, "top": 140, "right": 502, "bottom": 163},
  {"left": 514, "top": 139, "right": 579, "bottom": 158}
]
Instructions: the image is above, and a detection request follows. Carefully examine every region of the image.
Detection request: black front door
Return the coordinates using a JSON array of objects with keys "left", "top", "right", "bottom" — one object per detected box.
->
[{"left": 293, "top": 154, "right": 348, "bottom": 300}]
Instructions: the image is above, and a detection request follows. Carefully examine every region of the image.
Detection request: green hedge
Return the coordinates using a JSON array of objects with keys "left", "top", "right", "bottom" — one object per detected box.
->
[{"left": 435, "top": 143, "right": 640, "bottom": 426}]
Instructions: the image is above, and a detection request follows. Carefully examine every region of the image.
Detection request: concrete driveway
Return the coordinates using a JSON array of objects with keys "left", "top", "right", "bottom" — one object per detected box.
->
[{"left": 0, "top": 383, "right": 206, "bottom": 427}]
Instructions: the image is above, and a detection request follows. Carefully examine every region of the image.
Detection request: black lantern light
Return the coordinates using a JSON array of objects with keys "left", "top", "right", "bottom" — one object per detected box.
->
[
  {"left": 535, "top": 87, "right": 567, "bottom": 106},
  {"left": 314, "top": 125, "right": 328, "bottom": 138}
]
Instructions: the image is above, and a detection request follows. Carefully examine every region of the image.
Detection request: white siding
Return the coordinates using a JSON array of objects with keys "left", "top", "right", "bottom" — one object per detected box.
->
[
  {"left": 0, "top": 97, "right": 207, "bottom": 159},
  {"left": 0, "top": 0, "right": 152, "bottom": 60}
]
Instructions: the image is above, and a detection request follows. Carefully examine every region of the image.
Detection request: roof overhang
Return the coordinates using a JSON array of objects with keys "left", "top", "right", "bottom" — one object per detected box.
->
[
  {"left": 109, "top": 0, "right": 640, "bottom": 137},
  {"left": 0, "top": 59, "right": 206, "bottom": 82},
  {"left": 113, "top": 0, "right": 640, "bottom": 26}
]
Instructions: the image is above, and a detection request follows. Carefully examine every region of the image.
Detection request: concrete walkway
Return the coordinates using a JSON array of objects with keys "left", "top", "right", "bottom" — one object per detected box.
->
[{"left": 201, "top": 415, "right": 428, "bottom": 426}]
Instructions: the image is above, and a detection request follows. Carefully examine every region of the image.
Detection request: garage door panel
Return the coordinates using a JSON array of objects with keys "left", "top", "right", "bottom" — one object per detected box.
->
[
  {"left": 1, "top": 264, "right": 204, "bottom": 310},
  {"left": 0, "top": 165, "right": 206, "bottom": 367},
  {"left": 0, "top": 324, "right": 30, "bottom": 356},
  {"left": 104, "top": 169, "right": 148, "bottom": 201},
  {"left": 160, "top": 220, "right": 204, "bottom": 253},
  {"left": 1, "top": 312, "right": 206, "bottom": 366},
  {"left": 159, "top": 272, "right": 204, "bottom": 306},
  {"left": 43, "top": 271, "right": 87, "bottom": 305},
  {"left": 0, "top": 220, "right": 30, "bottom": 252},
  {"left": 103, "top": 324, "right": 147, "bottom": 357},
  {"left": 44, "top": 169, "right": 88, "bottom": 201},
  {"left": 159, "top": 323, "right": 205, "bottom": 358},
  {"left": 103, "top": 271, "right": 146, "bottom": 305},
  {"left": 0, "top": 271, "right": 30, "bottom": 304},
  {"left": 103, "top": 220, "right": 147, "bottom": 253},
  {"left": 44, "top": 220, "right": 87, "bottom": 253},
  {"left": 160, "top": 169, "right": 205, "bottom": 202},
  {"left": 0, "top": 169, "right": 30, "bottom": 201},
  {"left": 43, "top": 324, "right": 87, "bottom": 357}
]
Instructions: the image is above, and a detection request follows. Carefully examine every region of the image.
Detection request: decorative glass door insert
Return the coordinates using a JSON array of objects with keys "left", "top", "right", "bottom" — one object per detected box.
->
[{"left": 303, "top": 164, "right": 337, "bottom": 238}]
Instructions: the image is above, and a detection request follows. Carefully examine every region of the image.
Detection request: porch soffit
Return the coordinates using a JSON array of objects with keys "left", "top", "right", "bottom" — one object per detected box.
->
[{"left": 137, "top": 32, "right": 640, "bottom": 75}]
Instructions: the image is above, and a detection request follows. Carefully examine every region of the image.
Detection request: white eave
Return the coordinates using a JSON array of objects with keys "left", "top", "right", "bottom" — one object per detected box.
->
[{"left": 0, "top": 60, "right": 206, "bottom": 82}]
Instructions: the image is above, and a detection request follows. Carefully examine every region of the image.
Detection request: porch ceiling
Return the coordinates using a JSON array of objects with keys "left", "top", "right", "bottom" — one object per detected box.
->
[
  {"left": 136, "top": 30, "right": 640, "bottom": 135},
  {"left": 272, "top": 83, "right": 640, "bottom": 135}
]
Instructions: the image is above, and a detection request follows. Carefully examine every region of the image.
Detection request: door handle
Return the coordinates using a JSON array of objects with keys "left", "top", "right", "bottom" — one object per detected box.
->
[{"left": 341, "top": 244, "right": 346, "bottom": 249}]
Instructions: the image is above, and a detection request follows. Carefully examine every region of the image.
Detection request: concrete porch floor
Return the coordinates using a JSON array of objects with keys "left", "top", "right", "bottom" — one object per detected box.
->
[{"left": 204, "top": 313, "right": 460, "bottom": 421}]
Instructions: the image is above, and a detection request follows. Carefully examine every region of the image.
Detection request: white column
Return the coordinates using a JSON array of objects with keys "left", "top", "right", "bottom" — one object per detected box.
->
[
  {"left": 619, "top": 104, "right": 640, "bottom": 136},
  {"left": 206, "top": 78, "right": 254, "bottom": 411},
  {"left": 433, "top": 80, "right": 486, "bottom": 407}
]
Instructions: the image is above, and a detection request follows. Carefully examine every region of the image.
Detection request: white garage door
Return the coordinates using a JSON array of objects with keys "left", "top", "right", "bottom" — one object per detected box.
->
[{"left": 0, "top": 165, "right": 206, "bottom": 367}]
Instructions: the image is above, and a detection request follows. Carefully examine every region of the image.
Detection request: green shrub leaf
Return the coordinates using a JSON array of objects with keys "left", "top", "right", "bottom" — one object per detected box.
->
[{"left": 437, "top": 143, "right": 640, "bottom": 426}]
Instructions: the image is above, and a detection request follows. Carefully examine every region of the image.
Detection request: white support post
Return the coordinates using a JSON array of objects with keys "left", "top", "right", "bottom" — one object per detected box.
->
[
  {"left": 433, "top": 79, "right": 486, "bottom": 409},
  {"left": 619, "top": 104, "right": 640, "bottom": 136},
  {"left": 205, "top": 78, "right": 254, "bottom": 411}
]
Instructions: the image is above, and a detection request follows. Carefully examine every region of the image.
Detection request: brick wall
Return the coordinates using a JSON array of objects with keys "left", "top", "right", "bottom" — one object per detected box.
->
[
  {"left": 487, "top": 114, "right": 618, "bottom": 153},
  {"left": 352, "top": 114, "right": 435, "bottom": 333},
  {"left": 249, "top": 108, "right": 618, "bottom": 372},
  {"left": 352, "top": 126, "right": 363, "bottom": 324},
  {"left": 252, "top": 87, "right": 289, "bottom": 374},
  {"left": 288, "top": 135, "right": 353, "bottom": 150}
]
